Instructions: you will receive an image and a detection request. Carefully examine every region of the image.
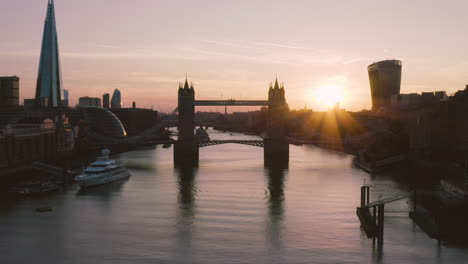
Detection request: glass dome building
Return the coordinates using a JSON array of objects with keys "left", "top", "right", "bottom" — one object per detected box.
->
[{"left": 80, "top": 107, "right": 126, "bottom": 138}]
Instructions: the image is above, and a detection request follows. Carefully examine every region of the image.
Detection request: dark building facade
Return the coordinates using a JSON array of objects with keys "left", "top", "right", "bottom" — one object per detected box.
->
[
  {"left": 111, "top": 108, "right": 159, "bottom": 136},
  {"left": 62, "top": 89, "right": 69, "bottom": 107},
  {"left": 174, "top": 79, "right": 198, "bottom": 165},
  {"left": 368, "top": 60, "right": 402, "bottom": 111},
  {"left": 78, "top": 97, "right": 101, "bottom": 107},
  {"left": 0, "top": 119, "right": 75, "bottom": 170},
  {"left": 103, "top": 93, "right": 110, "bottom": 109},
  {"left": 0, "top": 76, "right": 19, "bottom": 106},
  {"left": 35, "top": 0, "right": 64, "bottom": 107}
]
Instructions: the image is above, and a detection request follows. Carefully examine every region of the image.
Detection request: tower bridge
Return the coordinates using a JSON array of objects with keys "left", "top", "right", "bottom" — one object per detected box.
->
[{"left": 174, "top": 78, "right": 289, "bottom": 167}]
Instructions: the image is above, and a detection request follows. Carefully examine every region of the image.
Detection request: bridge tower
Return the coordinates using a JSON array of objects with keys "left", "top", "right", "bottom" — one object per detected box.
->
[
  {"left": 174, "top": 78, "right": 199, "bottom": 166},
  {"left": 264, "top": 78, "right": 289, "bottom": 167}
]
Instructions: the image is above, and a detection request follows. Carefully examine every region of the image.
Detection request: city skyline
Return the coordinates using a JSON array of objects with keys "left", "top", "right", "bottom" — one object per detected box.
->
[{"left": 1, "top": 0, "right": 468, "bottom": 111}]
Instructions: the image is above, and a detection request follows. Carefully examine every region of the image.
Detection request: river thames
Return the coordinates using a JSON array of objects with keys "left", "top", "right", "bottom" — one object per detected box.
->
[{"left": 1, "top": 129, "right": 468, "bottom": 263}]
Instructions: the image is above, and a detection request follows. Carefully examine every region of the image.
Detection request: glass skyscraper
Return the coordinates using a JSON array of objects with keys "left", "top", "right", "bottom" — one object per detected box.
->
[
  {"left": 111, "top": 89, "right": 122, "bottom": 109},
  {"left": 35, "top": 0, "right": 64, "bottom": 107},
  {"left": 368, "top": 60, "right": 402, "bottom": 111}
]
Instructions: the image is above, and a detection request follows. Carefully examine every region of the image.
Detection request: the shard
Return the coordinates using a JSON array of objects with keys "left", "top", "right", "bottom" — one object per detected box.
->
[{"left": 35, "top": 0, "right": 64, "bottom": 107}]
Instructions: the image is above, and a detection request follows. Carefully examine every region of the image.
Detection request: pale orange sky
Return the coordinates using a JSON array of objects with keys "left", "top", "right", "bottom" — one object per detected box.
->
[{"left": 1, "top": 0, "right": 468, "bottom": 112}]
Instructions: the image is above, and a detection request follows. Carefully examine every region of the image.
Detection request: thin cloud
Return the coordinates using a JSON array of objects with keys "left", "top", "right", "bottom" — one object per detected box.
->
[{"left": 95, "top": 44, "right": 121, "bottom": 49}]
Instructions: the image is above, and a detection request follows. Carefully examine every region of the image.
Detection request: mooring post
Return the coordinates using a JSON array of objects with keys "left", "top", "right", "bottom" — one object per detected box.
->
[
  {"left": 360, "top": 185, "right": 370, "bottom": 207},
  {"left": 377, "top": 204, "right": 384, "bottom": 244},
  {"left": 413, "top": 190, "right": 417, "bottom": 212},
  {"left": 366, "top": 186, "right": 370, "bottom": 207},
  {"left": 373, "top": 205, "right": 377, "bottom": 226},
  {"left": 360, "top": 186, "right": 366, "bottom": 208}
]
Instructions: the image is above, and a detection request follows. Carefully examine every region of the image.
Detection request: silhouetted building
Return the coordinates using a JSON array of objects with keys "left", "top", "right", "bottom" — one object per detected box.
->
[
  {"left": 0, "top": 118, "right": 75, "bottom": 169},
  {"left": 268, "top": 78, "right": 289, "bottom": 136},
  {"left": 177, "top": 79, "right": 195, "bottom": 142},
  {"left": 78, "top": 97, "right": 101, "bottom": 107},
  {"left": 24, "top": 97, "right": 49, "bottom": 108},
  {"left": 368, "top": 60, "right": 402, "bottom": 111},
  {"left": 111, "top": 89, "right": 122, "bottom": 109},
  {"left": 102, "top": 93, "right": 110, "bottom": 109},
  {"left": 62, "top": 89, "right": 69, "bottom": 107},
  {"left": 111, "top": 108, "right": 159, "bottom": 136},
  {"left": 391, "top": 91, "right": 447, "bottom": 109},
  {"left": 35, "top": 0, "right": 64, "bottom": 107},
  {"left": 0, "top": 76, "right": 19, "bottom": 106},
  {"left": 391, "top": 93, "right": 421, "bottom": 108},
  {"left": 24, "top": 99, "right": 38, "bottom": 108},
  {"left": 434, "top": 91, "right": 448, "bottom": 101}
]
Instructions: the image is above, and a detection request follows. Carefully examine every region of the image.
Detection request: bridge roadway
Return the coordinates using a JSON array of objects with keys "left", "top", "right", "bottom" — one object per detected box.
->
[{"left": 194, "top": 100, "right": 269, "bottom": 106}]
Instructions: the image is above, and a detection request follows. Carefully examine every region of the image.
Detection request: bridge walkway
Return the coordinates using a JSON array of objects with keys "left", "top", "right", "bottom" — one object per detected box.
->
[
  {"left": 199, "top": 140, "right": 264, "bottom": 148},
  {"left": 365, "top": 193, "right": 410, "bottom": 208}
]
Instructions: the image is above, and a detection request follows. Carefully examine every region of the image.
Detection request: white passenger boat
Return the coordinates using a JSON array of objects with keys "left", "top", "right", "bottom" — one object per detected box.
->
[{"left": 75, "top": 149, "right": 131, "bottom": 188}]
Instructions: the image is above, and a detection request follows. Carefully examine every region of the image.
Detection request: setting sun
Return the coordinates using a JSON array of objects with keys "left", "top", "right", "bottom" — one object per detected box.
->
[{"left": 315, "top": 85, "right": 344, "bottom": 108}]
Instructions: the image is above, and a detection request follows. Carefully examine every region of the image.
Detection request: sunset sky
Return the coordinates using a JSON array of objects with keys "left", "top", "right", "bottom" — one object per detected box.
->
[{"left": 1, "top": 0, "right": 468, "bottom": 112}]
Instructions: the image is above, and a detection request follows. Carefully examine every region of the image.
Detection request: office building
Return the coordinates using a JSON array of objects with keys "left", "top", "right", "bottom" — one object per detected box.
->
[
  {"left": 0, "top": 76, "right": 19, "bottom": 106},
  {"left": 111, "top": 108, "right": 159, "bottom": 136},
  {"left": 368, "top": 60, "right": 402, "bottom": 110},
  {"left": 79, "top": 97, "right": 101, "bottom": 107},
  {"left": 103, "top": 93, "right": 110, "bottom": 109},
  {"left": 111, "top": 89, "right": 122, "bottom": 109},
  {"left": 35, "top": 0, "right": 64, "bottom": 107},
  {"left": 62, "top": 89, "right": 69, "bottom": 107}
]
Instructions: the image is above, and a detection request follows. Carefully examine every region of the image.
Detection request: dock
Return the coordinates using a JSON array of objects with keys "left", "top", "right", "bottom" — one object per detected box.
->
[{"left": 356, "top": 185, "right": 411, "bottom": 245}]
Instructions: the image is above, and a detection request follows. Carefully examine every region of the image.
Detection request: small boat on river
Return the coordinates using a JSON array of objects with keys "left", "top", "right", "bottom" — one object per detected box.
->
[{"left": 10, "top": 181, "right": 59, "bottom": 196}]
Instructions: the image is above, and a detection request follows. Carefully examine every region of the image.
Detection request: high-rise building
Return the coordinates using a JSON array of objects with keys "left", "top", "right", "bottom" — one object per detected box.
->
[
  {"left": 62, "top": 89, "right": 69, "bottom": 107},
  {"left": 368, "top": 60, "right": 402, "bottom": 111},
  {"left": 35, "top": 0, "right": 64, "bottom": 107},
  {"left": 103, "top": 93, "right": 110, "bottom": 109},
  {"left": 111, "top": 89, "right": 122, "bottom": 109},
  {"left": 79, "top": 97, "right": 102, "bottom": 107},
  {"left": 0, "top": 76, "right": 19, "bottom": 106}
]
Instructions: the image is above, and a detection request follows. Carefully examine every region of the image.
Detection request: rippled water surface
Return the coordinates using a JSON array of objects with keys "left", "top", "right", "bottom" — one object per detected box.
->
[{"left": 1, "top": 130, "right": 468, "bottom": 263}]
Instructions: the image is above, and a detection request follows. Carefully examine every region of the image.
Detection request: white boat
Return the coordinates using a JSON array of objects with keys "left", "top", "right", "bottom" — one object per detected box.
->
[{"left": 75, "top": 149, "right": 131, "bottom": 188}]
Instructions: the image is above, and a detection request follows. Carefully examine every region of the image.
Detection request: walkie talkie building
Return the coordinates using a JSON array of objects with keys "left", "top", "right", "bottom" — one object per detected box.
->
[
  {"left": 35, "top": 0, "right": 64, "bottom": 107},
  {"left": 368, "top": 60, "right": 402, "bottom": 111}
]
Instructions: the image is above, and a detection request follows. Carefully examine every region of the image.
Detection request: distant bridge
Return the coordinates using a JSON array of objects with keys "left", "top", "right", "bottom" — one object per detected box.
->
[
  {"left": 160, "top": 120, "right": 216, "bottom": 128},
  {"left": 198, "top": 140, "right": 264, "bottom": 148}
]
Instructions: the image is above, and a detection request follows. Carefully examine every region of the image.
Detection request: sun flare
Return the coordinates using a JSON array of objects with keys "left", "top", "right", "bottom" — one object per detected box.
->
[{"left": 315, "top": 85, "right": 343, "bottom": 108}]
